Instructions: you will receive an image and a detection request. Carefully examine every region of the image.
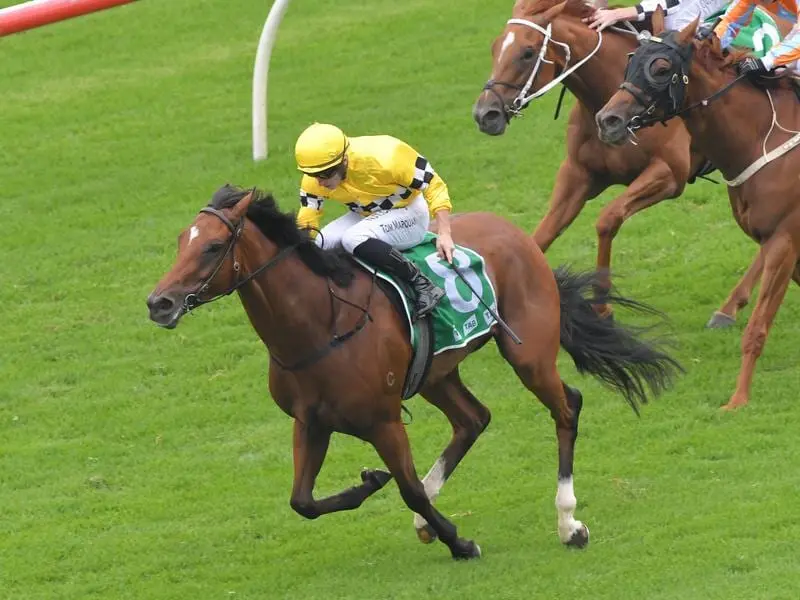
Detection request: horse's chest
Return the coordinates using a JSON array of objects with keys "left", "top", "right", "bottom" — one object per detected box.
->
[
  {"left": 576, "top": 137, "right": 645, "bottom": 182},
  {"left": 728, "top": 187, "right": 788, "bottom": 243}
]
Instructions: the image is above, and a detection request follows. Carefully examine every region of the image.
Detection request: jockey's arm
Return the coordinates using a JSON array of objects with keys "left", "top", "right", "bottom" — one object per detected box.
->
[
  {"left": 390, "top": 141, "right": 454, "bottom": 261},
  {"left": 761, "top": 16, "right": 800, "bottom": 70},
  {"left": 714, "top": 0, "right": 757, "bottom": 48},
  {"left": 389, "top": 142, "right": 453, "bottom": 217},
  {"left": 422, "top": 176, "right": 454, "bottom": 262},
  {"left": 296, "top": 181, "right": 324, "bottom": 235},
  {"left": 585, "top": 0, "right": 682, "bottom": 32}
]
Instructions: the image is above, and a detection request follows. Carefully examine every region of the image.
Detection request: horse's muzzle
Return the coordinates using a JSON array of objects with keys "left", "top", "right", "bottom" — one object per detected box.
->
[
  {"left": 473, "top": 99, "right": 508, "bottom": 136},
  {"left": 595, "top": 109, "right": 629, "bottom": 146},
  {"left": 147, "top": 291, "right": 184, "bottom": 329}
]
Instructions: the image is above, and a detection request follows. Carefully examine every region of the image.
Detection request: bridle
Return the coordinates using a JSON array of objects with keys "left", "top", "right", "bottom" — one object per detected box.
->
[
  {"left": 483, "top": 17, "right": 604, "bottom": 118},
  {"left": 621, "top": 30, "right": 747, "bottom": 133},
  {"left": 182, "top": 206, "right": 297, "bottom": 313},
  {"left": 182, "top": 206, "right": 375, "bottom": 372}
]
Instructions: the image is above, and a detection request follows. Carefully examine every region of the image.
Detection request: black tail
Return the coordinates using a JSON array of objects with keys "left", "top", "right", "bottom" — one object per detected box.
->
[{"left": 554, "top": 266, "right": 683, "bottom": 414}]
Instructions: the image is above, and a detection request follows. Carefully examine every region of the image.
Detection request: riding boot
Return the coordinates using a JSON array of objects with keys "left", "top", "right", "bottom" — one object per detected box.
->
[{"left": 353, "top": 238, "right": 445, "bottom": 320}]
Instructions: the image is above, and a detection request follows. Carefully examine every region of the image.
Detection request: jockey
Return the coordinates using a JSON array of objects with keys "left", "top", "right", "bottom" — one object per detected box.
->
[
  {"left": 585, "top": 0, "right": 729, "bottom": 33},
  {"left": 294, "top": 122, "right": 454, "bottom": 321},
  {"left": 713, "top": 0, "right": 800, "bottom": 75}
]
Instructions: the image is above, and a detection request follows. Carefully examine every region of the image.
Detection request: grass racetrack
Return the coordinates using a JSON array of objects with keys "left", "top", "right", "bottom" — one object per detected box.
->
[{"left": 2, "top": 0, "right": 799, "bottom": 598}]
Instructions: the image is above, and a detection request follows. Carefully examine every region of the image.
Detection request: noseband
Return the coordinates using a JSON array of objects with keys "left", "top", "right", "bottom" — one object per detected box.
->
[
  {"left": 621, "top": 31, "right": 747, "bottom": 132},
  {"left": 483, "top": 17, "right": 603, "bottom": 118},
  {"left": 620, "top": 31, "right": 693, "bottom": 130},
  {"left": 183, "top": 207, "right": 375, "bottom": 372},
  {"left": 182, "top": 207, "right": 297, "bottom": 312}
]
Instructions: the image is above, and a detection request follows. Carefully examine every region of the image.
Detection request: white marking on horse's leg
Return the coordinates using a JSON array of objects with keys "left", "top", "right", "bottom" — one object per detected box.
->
[
  {"left": 188, "top": 225, "right": 200, "bottom": 245},
  {"left": 556, "top": 476, "right": 584, "bottom": 543},
  {"left": 413, "top": 456, "right": 446, "bottom": 531}
]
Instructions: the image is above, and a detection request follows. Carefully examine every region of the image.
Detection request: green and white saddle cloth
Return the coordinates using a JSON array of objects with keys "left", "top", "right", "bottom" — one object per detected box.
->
[
  {"left": 706, "top": 7, "right": 783, "bottom": 58},
  {"left": 357, "top": 233, "right": 498, "bottom": 355}
]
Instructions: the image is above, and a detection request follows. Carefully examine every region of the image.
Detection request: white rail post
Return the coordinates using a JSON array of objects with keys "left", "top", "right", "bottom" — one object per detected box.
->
[{"left": 252, "top": 0, "right": 291, "bottom": 161}]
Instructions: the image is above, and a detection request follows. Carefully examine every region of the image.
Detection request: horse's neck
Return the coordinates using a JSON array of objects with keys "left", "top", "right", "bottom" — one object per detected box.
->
[
  {"left": 236, "top": 235, "right": 336, "bottom": 359},
  {"left": 682, "top": 68, "right": 794, "bottom": 179},
  {"left": 555, "top": 19, "right": 633, "bottom": 113}
]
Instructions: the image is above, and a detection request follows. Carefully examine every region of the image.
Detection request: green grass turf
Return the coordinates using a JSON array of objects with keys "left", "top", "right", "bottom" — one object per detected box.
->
[{"left": 1, "top": 0, "right": 799, "bottom": 598}]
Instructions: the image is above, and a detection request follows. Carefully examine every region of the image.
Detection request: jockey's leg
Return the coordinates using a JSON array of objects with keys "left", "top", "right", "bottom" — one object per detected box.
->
[
  {"left": 316, "top": 211, "right": 362, "bottom": 249},
  {"left": 342, "top": 197, "right": 443, "bottom": 320}
]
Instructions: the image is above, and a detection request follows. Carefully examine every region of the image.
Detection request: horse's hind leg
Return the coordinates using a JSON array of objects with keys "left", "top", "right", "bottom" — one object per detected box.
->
[
  {"left": 289, "top": 419, "right": 392, "bottom": 519},
  {"left": 707, "top": 248, "right": 763, "bottom": 329},
  {"left": 499, "top": 337, "right": 589, "bottom": 548},
  {"left": 412, "top": 368, "right": 492, "bottom": 544},
  {"left": 369, "top": 420, "right": 481, "bottom": 560}
]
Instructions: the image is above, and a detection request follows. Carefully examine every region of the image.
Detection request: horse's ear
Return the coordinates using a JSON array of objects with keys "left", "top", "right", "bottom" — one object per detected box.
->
[
  {"left": 541, "top": 0, "right": 568, "bottom": 22},
  {"left": 676, "top": 16, "right": 700, "bottom": 45},
  {"left": 230, "top": 189, "right": 256, "bottom": 220},
  {"left": 651, "top": 5, "right": 666, "bottom": 35}
]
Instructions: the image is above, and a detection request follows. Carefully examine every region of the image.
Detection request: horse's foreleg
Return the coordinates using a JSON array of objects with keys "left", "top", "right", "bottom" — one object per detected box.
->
[
  {"left": 369, "top": 421, "right": 481, "bottom": 560},
  {"left": 594, "top": 161, "right": 679, "bottom": 317},
  {"left": 289, "top": 419, "right": 391, "bottom": 519},
  {"left": 707, "top": 248, "right": 763, "bottom": 329},
  {"left": 724, "top": 234, "right": 796, "bottom": 410},
  {"left": 412, "top": 369, "right": 492, "bottom": 544},
  {"left": 533, "top": 159, "right": 601, "bottom": 252}
]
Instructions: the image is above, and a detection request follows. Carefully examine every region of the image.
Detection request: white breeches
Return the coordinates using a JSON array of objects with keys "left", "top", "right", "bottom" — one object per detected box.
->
[{"left": 316, "top": 195, "right": 431, "bottom": 253}]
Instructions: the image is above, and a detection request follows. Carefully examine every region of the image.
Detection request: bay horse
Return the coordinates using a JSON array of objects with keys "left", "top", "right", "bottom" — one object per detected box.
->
[
  {"left": 472, "top": 0, "right": 763, "bottom": 327},
  {"left": 596, "top": 8, "right": 800, "bottom": 409},
  {"left": 147, "top": 184, "right": 681, "bottom": 559}
]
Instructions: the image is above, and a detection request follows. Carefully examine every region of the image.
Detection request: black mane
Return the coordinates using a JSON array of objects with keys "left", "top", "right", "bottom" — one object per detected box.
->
[{"left": 209, "top": 184, "right": 354, "bottom": 287}]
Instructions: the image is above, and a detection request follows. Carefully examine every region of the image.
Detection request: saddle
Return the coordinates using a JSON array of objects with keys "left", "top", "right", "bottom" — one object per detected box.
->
[{"left": 352, "top": 258, "right": 434, "bottom": 400}]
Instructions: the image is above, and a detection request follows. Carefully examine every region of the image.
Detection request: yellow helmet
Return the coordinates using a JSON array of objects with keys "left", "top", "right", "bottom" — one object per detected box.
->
[{"left": 295, "top": 123, "right": 350, "bottom": 174}]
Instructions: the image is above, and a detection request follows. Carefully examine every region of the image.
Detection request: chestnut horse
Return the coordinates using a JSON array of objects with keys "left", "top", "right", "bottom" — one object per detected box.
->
[
  {"left": 596, "top": 9, "right": 800, "bottom": 409},
  {"left": 472, "top": 0, "right": 763, "bottom": 327},
  {"left": 147, "top": 184, "right": 681, "bottom": 559}
]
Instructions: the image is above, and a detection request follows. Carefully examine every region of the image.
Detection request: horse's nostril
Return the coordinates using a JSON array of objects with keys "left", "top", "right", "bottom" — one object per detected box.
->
[
  {"left": 602, "top": 114, "right": 623, "bottom": 129},
  {"left": 482, "top": 109, "right": 504, "bottom": 124},
  {"left": 148, "top": 294, "right": 175, "bottom": 315}
]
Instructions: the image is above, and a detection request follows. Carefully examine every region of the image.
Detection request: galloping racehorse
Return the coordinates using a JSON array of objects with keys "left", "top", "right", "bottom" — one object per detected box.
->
[
  {"left": 596, "top": 8, "right": 800, "bottom": 409},
  {"left": 147, "top": 185, "right": 681, "bottom": 558},
  {"left": 473, "top": 0, "right": 764, "bottom": 327}
]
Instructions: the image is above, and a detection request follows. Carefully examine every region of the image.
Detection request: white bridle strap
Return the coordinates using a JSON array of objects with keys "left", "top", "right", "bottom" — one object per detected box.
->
[{"left": 506, "top": 17, "right": 603, "bottom": 109}]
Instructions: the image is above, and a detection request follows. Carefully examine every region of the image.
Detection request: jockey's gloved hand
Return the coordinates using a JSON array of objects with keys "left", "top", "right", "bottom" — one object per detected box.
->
[
  {"left": 737, "top": 57, "right": 769, "bottom": 76},
  {"left": 696, "top": 18, "right": 719, "bottom": 41}
]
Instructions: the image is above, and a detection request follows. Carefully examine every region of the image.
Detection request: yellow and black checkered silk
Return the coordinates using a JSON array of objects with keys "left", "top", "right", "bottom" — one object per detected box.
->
[{"left": 296, "top": 135, "right": 452, "bottom": 232}]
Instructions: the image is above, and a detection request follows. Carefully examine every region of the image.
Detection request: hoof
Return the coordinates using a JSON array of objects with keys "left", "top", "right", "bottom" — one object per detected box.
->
[
  {"left": 451, "top": 539, "right": 482, "bottom": 560},
  {"left": 706, "top": 311, "right": 736, "bottom": 329},
  {"left": 721, "top": 396, "right": 748, "bottom": 411},
  {"left": 416, "top": 523, "right": 438, "bottom": 544},
  {"left": 593, "top": 306, "right": 614, "bottom": 321},
  {"left": 360, "top": 469, "right": 392, "bottom": 490},
  {"left": 565, "top": 524, "right": 590, "bottom": 549}
]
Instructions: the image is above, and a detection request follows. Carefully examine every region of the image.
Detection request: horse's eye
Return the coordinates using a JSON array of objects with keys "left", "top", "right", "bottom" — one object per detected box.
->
[
  {"left": 522, "top": 46, "right": 536, "bottom": 60},
  {"left": 652, "top": 65, "right": 670, "bottom": 77},
  {"left": 205, "top": 241, "right": 226, "bottom": 254}
]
